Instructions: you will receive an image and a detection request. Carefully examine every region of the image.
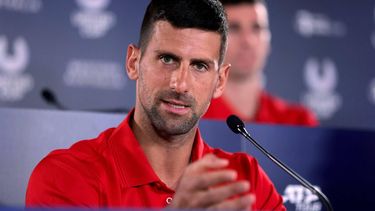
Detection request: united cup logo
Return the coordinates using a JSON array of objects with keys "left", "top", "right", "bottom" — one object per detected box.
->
[
  {"left": 71, "top": 0, "right": 116, "bottom": 39},
  {"left": 0, "top": 36, "right": 34, "bottom": 101},
  {"left": 301, "top": 58, "right": 341, "bottom": 120},
  {"left": 283, "top": 184, "right": 322, "bottom": 211}
]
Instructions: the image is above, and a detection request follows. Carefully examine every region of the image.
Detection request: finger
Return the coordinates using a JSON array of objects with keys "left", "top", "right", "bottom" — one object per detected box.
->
[
  {"left": 200, "top": 181, "right": 251, "bottom": 207},
  {"left": 186, "top": 169, "right": 237, "bottom": 191},
  {"left": 208, "top": 194, "right": 256, "bottom": 211},
  {"left": 188, "top": 154, "right": 229, "bottom": 173}
]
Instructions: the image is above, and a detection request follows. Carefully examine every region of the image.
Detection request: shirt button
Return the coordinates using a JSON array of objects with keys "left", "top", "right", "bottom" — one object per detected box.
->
[{"left": 166, "top": 197, "right": 173, "bottom": 204}]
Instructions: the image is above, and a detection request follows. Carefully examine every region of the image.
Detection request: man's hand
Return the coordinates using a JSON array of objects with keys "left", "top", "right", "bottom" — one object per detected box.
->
[{"left": 169, "top": 154, "right": 255, "bottom": 210}]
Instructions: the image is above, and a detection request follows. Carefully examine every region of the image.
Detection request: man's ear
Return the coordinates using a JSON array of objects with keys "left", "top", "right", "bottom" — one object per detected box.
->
[
  {"left": 126, "top": 44, "right": 140, "bottom": 80},
  {"left": 213, "top": 63, "right": 230, "bottom": 99}
]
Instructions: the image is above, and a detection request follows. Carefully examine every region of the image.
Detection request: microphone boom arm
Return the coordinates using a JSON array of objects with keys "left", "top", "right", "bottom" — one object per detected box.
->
[
  {"left": 226, "top": 115, "right": 334, "bottom": 211},
  {"left": 239, "top": 127, "right": 333, "bottom": 211}
]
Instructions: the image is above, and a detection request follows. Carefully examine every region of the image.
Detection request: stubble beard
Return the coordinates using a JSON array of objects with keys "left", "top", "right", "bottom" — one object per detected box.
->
[{"left": 143, "top": 90, "right": 200, "bottom": 139}]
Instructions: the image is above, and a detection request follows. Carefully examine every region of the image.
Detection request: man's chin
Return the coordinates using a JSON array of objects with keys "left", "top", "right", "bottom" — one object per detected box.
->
[
  {"left": 153, "top": 114, "right": 198, "bottom": 136},
  {"left": 155, "top": 124, "right": 195, "bottom": 137}
]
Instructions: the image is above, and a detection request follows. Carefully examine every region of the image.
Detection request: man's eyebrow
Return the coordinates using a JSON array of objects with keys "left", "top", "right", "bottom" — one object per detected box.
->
[
  {"left": 191, "top": 58, "right": 215, "bottom": 67},
  {"left": 155, "top": 50, "right": 216, "bottom": 66},
  {"left": 154, "top": 50, "right": 181, "bottom": 61},
  {"left": 228, "top": 22, "right": 240, "bottom": 28}
]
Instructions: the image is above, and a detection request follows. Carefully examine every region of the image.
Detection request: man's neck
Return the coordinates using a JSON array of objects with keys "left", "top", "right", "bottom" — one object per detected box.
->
[
  {"left": 223, "top": 73, "right": 263, "bottom": 120},
  {"left": 130, "top": 113, "right": 196, "bottom": 190}
]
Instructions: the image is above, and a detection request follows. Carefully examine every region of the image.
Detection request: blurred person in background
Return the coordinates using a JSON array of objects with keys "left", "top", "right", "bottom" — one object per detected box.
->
[{"left": 204, "top": 0, "right": 318, "bottom": 126}]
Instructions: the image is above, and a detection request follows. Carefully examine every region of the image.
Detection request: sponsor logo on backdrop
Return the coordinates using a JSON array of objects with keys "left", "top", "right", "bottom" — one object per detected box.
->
[
  {"left": 71, "top": 0, "right": 116, "bottom": 39},
  {"left": 372, "top": 6, "right": 375, "bottom": 49},
  {"left": 0, "top": 0, "right": 42, "bottom": 13},
  {"left": 0, "top": 36, "right": 34, "bottom": 101},
  {"left": 63, "top": 59, "right": 126, "bottom": 90},
  {"left": 302, "top": 58, "right": 341, "bottom": 120},
  {"left": 369, "top": 78, "right": 375, "bottom": 105},
  {"left": 295, "top": 10, "right": 346, "bottom": 38},
  {"left": 371, "top": 6, "right": 375, "bottom": 104},
  {"left": 283, "top": 184, "right": 322, "bottom": 211}
]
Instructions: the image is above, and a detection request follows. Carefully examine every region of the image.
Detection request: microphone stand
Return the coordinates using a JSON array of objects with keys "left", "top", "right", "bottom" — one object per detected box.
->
[{"left": 227, "top": 115, "right": 333, "bottom": 211}]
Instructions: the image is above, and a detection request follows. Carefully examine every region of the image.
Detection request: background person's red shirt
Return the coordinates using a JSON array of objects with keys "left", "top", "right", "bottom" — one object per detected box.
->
[{"left": 204, "top": 91, "right": 318, "bottom": 126}]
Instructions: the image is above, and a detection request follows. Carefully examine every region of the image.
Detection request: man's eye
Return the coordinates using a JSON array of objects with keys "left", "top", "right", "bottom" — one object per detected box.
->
[
  {"left": 193, "top": 63, "right": 208, "bottom": 72},
  {"left": 252, "top": 23, "right": 268, "bottom": 33},
  {"left": 228, "top": 23, "right": 240, "bottom": 33},
  {"left": 160, "top": 55, "right": 174, "bottom": 64}
]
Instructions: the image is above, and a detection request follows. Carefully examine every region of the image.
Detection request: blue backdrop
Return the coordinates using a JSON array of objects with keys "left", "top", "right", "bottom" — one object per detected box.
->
[{"left": 0, "top": 1, "right": 374, "bottom": 125}]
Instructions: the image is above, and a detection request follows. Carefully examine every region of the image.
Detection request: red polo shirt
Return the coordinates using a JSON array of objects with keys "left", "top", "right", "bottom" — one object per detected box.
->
[
  {"left": 26, "top": 111, "right": 285, "bottom": 210},
  {"left": 204, "top": 92, "right": 318, "bottom": 126}
]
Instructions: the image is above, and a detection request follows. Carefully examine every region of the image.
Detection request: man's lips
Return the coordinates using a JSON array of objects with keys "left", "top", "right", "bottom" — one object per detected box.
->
[
  {"left": 160, "top": 99, "right": 192, "bottom": 115},
  {"left": 161, "top": 99, "right": 191, "bottom": 108}
]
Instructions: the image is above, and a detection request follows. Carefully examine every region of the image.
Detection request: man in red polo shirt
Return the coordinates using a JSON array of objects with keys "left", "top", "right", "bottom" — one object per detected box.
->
[
  {"left": 204, "top": 0, "right": 318, "bottom": 126},
  {"left": 26, "top": 0, "right": 285, "bottom": 210}
]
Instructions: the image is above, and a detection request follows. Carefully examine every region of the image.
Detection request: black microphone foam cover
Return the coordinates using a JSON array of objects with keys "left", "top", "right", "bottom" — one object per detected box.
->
[
  {"left": 226, "top": 115, "right": 244, "bottom": 134},
  {"left": 41, "top": 88, "right": 56, "bottom": 104}
]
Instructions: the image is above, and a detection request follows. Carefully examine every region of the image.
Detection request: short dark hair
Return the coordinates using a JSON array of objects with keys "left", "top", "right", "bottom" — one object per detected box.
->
[
  {"left": 138, "top": 0, "right": 228, "bottom": 65},
  {"left": 219, "top": 0, "right": 265, "bottom": 6}
]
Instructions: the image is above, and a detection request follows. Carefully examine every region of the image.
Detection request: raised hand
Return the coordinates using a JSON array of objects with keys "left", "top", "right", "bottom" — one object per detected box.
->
[{"left": 169, "top": 154, "right": 255, "bottom": 210}]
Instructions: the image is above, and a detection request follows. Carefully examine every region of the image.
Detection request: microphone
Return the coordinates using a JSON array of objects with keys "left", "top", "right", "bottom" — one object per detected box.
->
[
  {"left": 41, "top": 88, "right": 66, "bottom": 110},
  {"left": 40, "top": 87, "right": 129, "bottom": 113},
  {"left": 226, "top": 115, "right": 334, "bottom": 211}
]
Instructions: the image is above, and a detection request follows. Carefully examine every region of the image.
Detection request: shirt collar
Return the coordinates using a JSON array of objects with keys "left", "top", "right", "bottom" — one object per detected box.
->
[{"left": 108, "top": 109, "right": 207, "bottom": 187}]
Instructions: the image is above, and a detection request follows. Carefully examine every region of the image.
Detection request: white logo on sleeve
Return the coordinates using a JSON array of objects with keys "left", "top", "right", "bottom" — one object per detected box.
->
[
  {"left": 301, "top": 58, "right": 341, "bottom": 120},
  {"left": 0, "top": 36, "right": 34, "bottom": 101},
  {"left": 71, "top": 0, "right": 116, "bottom": 39},
  {"left": 283, "top": 184, "right": 322, "bottom": 211},
  {"left": 166, "top": 197, "right": 173, "bottom": 205}
]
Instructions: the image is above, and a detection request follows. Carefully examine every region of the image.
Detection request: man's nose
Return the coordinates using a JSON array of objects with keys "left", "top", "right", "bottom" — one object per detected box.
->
[
  {"left": 169, "top": 64, "right": 189, "bottom": 93},
  {"left": 240, "top": 30, "right": 258, "bottom": 47}
]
